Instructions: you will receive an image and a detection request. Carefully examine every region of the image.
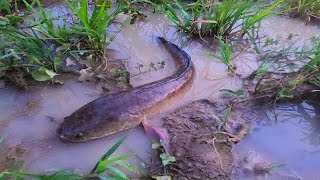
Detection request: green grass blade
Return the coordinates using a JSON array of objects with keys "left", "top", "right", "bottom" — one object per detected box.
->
[{"left": 90, "top": 134, "right": 129, "bottom": 174}]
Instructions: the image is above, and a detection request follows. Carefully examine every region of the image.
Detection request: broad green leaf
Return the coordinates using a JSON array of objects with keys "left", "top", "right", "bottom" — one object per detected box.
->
[{"left": 31, "top": 67, "right": 57, "bottom": 81}]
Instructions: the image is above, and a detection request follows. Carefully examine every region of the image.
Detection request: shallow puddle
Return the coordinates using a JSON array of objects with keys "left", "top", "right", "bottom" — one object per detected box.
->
[
  {"left": 0, "top": 2, "right": 320, "bottom": 178},
  {"left": 234, "top": 102, "right": 320, "bottom": 180}
]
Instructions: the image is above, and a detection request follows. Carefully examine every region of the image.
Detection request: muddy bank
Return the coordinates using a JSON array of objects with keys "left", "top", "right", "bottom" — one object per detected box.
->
[{"left": 149, "top": 100, "right": 252, "bottom": 180}]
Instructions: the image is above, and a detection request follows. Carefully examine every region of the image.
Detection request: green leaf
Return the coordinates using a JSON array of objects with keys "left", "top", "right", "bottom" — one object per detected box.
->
[
  {"left": 255, "top": 64, "right": 268, "bottom": 75},
  {"left": 108, "top": 166, "right": 127, "bottom": 180},
  {"left": 220, "top": 89, "right": 244, "bottom": 98},
  {"left": 90, "top": 134, "right": 129, "bottom": 174},
  {"left": 31, "top": 67, "right": 58, "bottom": 81},
  {"left": 279, "top": 89, "right": 294, "bottom": 99},
  {"left": 53, "top": 57, "right": 62, "bottom": 72},
  {"left": 116, "top": 160, "right": 141, "bottom": 175},
  {"left": 95, "top": 153, "right": 134, "bottom": 174},
  {"left": 160, "top": 153, "right": 176, "bottom": 166}
]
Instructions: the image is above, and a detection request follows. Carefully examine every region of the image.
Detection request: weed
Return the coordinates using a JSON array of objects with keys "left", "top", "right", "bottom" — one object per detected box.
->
[
  {"left": 1, "top": 134, "right": 140, "bottom": 180},
  {"left": 66, "top": 0, "right": 119, "bottom": 55},
  {"left": 160, "top": 0, "right": 282, "bottom": 39},
  {"left": 210, "top": 39, "right": 235, "bottom": 74},
  {"left": 0, "top": 17, "right": 62, "bottom": 81},
  {"left": 247, "top": 31, "right": 320, "bottom": 100},
  {"left": 0, "top": 0, "right": 125, "bottom": 82},
  {"left": 219, "top": 105, "right": 232, "bottom": 130},
  {"left": 283, "top": 0, "right": 320, "bottom": 21},
  {"left": 22, "top": 0, "right": 70, "bottom": 44},
  {"left": 152, "top": 140, "right": 176, "bottom": 167},
  {"left": 0, "top": 0, "right": 23, "bottom": 15}
]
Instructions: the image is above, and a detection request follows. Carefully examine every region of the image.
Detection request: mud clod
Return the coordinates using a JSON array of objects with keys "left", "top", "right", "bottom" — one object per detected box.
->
[{"left": 163, "top": 100, "right": 235, "bottom": 180}]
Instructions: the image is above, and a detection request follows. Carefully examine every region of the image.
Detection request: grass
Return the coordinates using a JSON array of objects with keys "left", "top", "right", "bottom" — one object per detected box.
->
[
  {"left": 0, "top": 17, "right": 62, "bottom": 81},
  {"left": 283, "top": 0, "right": 320, "bottom": 21},
  {"left": 248, "top": 32, "right": 320, "bottom": 100},
  {"left": 0, "top": 0, "right": 123, "bottom": 82},
  {"left": 0, "top": 134, "right": 140, "bottom": 180},
  {"left": 210, "top": 38, "right": 235, "bottom": 74},
  {"left": 66, "top": 0, "right": 119, "bottom": 54},
  {"left": 0, "top": 0, "right": 22, "bottom": 14},
  {"left": 160, "top": 0, "right": 282, "bottom": 39}
]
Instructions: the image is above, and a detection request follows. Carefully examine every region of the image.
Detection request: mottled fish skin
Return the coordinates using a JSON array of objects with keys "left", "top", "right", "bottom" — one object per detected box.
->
[{"left": 56, "top": 37, "right": 195, "bottom": 142}]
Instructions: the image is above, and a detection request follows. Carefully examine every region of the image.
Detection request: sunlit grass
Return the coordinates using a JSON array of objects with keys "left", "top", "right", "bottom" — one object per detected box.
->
[{"left": 160, "top": 0, "right": 282, "bottom": 39}]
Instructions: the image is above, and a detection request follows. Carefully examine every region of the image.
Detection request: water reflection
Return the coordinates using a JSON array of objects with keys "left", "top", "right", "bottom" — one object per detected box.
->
[{"left": 235, "top": 102, "right": 320, "bottom": 179}]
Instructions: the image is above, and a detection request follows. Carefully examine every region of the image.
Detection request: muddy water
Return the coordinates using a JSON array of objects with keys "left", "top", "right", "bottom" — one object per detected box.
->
[
  {"left": 0, "top": 4, "right": 320, "bottom": 178},
  {"left": 0, "top": 11, "right": 243, "bottom": 174},
  {"left": 234, "top": 102, "right": 320, "bottom": 180}
]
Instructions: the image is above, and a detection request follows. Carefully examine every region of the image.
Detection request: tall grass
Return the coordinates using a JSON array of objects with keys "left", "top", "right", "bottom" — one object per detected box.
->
[
  {"left": 0, "top": 17, "right": 61, "bottom": 81},
  {"left": 0, "top": 0, "right": 123, "bottom": 82},
  {"left": 160, "top": 0, "right": 282, "bottom": 38},
  {"left": 66, "top": 0, "right": 120, "bottom": 55}
]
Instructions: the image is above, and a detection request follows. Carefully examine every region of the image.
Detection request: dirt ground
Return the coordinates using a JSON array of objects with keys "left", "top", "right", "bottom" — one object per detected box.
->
[{"left": 161, "top": 100, "right": 238, "bottom": 180}]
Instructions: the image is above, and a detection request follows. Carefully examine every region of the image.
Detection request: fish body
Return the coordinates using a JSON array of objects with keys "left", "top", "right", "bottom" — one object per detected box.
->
[{"left": 57, "top": 37, "right": 195, "bottom": 142}]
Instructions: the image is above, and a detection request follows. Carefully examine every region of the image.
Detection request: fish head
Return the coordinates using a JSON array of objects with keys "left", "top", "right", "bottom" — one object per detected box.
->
[{"left": 56, "top": 112, "right": 122, "bottom": 142}]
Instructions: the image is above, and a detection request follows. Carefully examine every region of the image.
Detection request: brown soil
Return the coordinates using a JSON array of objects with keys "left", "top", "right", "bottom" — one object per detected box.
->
[
  {"left": 0, "top": 142, "right": 26, "bottom": 172},
  {"left": 162, "top": 100, "right": 235, "bottom": 180}
]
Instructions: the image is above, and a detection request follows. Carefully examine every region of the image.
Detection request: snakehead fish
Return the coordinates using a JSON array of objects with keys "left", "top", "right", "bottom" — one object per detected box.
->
[{"left": 57, "top": 37, "right": 195, "bottom": 142}]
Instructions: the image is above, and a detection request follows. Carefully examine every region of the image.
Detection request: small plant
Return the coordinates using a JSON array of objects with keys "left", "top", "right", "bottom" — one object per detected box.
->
[
  {"left": 66, "top": 0, "right": 120, "bottom": 56},
  {"left": 210, "top": 39, "right": 235, "bottom": 74},
  {"left": 219, "top": 105, "right": 232, "bottom": 130},
  {"left": 160, "top": 0, "right": 282, "bottom": 39},
  {"left": 152, "top": 140, "right": 176, "bottom": 167},
  {"left": 248, "top": 32, "right": 320, "bottom": 100},
  {"left": 0, "top": 17, "right": 62, "bottom": 82}
]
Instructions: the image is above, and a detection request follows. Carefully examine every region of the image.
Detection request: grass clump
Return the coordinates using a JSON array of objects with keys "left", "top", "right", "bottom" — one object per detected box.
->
[
  {"left": 66, "top": 0, "right": 119, "bottom": 55},
  {"left": 0, "top": 0, "right": 123, "bottom": 83},
  {"left": 160, "top": 0, "right": 282, "bottom": 39},
  {"left": 0, "top": 17, "right": 63, "bottom": 82},
  {"left": 283, "top": 0, "right": 320, "bottom": 20},
  {"left": 210, "top": 39, "right": 235, "bottom": 74},
  {"left": 248, "top": 34, "right": 320, "bottom": 100}
]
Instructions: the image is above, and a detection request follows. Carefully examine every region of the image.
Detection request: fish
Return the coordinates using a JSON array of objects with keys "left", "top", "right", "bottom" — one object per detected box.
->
[{"left": 56, "top": 37, "right": 195, "bottom": 142}]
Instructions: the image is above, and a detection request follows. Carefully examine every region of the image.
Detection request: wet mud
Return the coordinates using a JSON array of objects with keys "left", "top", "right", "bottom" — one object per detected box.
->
[{"left": 161, "top": 100, "right": 235, "bottom": 180}]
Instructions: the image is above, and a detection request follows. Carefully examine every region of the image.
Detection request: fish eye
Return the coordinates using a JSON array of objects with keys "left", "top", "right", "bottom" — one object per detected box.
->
[{"left": 74, "top": 132, "right": 83, "bottom": 139}]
